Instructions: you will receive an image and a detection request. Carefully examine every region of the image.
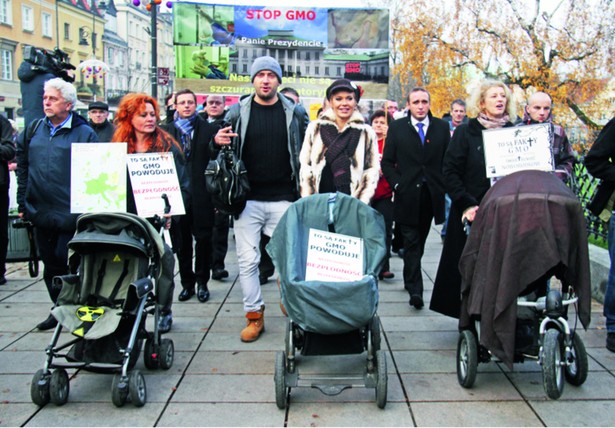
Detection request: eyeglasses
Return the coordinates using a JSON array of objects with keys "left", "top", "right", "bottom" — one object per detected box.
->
[{"left": 207, "top": 101, "right": 223, "bottom": 105}]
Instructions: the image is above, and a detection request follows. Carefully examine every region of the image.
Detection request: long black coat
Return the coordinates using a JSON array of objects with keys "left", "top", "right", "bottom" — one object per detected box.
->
[
  {"left": 162, "top": 116, "right": 218, "bottom": 236},
  {"left": 381, "top": 113, "right": 450, "bottom": 226},
  {"left": 430, "top": 118, "right": 514, "bottom": 318},
  {"left": 584, "top": 116, "right": 615, "bottom": 215}
]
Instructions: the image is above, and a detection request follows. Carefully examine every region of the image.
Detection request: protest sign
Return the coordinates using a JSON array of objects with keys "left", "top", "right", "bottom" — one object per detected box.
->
[
  {"left": 305, "top": 228, "right": 364, "bottom": 282},
  {"left": 126, "top": 152, "right": 186, "bottom": 217},
  {"left": 71, "top": 143, "right": 127, "bottom": 213},
  {"left": 483, "top": 123, "right": 554, "bottom": 178}
]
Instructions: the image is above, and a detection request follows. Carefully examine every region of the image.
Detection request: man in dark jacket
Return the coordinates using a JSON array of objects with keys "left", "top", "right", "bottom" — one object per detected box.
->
[
  {"left": 382, "top": 87, "right": 450, "bottom": 309},
  {"left": 87, "top": 101, "right": 115, "bottom": 142},
  {"left": 584, "top": 116, "right": 615, "bottom": 352},
  {"left": 162, "top": 89, "right": 218, "bottom": 305},
  {"left": 0, "top": 115, "right": 16, "bottom": 285},
  {"left": 16, "top": 77, "right": 98, "bottom": 330}
]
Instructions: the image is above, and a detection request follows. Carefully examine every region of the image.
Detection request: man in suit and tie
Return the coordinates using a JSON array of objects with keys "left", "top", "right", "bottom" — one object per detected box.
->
[{"left": 381, "top": 87, "right": 450, "bottom": 309}]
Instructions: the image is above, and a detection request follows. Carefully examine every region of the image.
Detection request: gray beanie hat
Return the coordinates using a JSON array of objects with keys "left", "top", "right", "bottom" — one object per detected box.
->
[{"left": 250, "top": 56, "right": 282, "bottom": 83}]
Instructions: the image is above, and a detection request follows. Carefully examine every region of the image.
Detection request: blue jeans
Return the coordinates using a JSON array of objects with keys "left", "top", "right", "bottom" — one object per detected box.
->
[{"left": 606, "top": 215, "right": 615, "bottom": 332}]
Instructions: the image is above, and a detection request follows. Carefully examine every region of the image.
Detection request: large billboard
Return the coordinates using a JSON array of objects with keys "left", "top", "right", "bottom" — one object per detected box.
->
[{"left": 173, "top": 2, "right": 390, "bottom": 103}]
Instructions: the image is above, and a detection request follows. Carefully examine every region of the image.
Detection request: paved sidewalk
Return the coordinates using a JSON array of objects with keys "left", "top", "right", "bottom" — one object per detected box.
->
[{"left": 0, "top": 224, "right": 614, "bottom": 427}]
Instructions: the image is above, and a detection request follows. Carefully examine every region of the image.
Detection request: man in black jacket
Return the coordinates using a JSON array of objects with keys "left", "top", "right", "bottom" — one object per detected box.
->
[
  {"left": 382, "top": 87, "right": 450, "bottom": 309},
  {"left": 162, "top": 89, "right": 218, "bottom": 307},
  {"left": 87, "top": 101, "right": 115, "bottom": 142},
  {"left": 584, "top": 116, "right": 615, "bottom": 352},
  {"left": 0, "top": 115, "right": 16, "bottom": 286}
]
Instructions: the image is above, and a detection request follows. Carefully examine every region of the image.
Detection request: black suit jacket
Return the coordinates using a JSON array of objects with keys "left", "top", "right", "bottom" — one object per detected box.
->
[
  {"left": 162, "top": 116, "right": 219, "bottom": 234},
  {"left": 584, "top": 117, "right": 615, "bottom": 216},
  {"left": 381, "top": 112, "right": 450, "bottom": 226}
]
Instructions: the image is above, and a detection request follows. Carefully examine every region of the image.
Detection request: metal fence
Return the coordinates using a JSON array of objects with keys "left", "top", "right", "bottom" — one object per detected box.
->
[{"left": 571, "top": 161, "right": 608, "bottom": 244}]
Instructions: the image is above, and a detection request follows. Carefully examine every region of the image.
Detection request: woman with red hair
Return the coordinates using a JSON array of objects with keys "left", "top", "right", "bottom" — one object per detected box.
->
[{"left": 112, "top": 93, "right": 189, "bottom": 333}]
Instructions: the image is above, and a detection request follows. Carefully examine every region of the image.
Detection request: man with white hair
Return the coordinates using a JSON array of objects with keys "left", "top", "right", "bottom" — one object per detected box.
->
[{"left": 16, "top": 77, "right": 98, "bottom": 330}]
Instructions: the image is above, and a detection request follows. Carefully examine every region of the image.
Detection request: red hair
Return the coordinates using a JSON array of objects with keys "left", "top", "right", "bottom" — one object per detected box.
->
[{"left": 112, "top": 93, "right": 181, "bottom": 154}]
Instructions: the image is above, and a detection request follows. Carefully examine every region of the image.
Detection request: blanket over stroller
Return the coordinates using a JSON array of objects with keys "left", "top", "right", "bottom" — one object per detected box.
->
[
  {"left": 267, "top": 193, "right": 386, "bottom": 334},
  {"left": 459, "top": 170, "right": 591, "bottom": 368}
]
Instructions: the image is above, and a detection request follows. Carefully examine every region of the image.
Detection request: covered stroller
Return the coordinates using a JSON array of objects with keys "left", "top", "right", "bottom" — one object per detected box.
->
[
  {"left": 30, "top": 212, "right": 174, "bottom": 408},
  {"left": 456, "top": 170, "right": 590, "bottom": 399},
  {"left": 267, "top": 192, "right": 388, "bottom": 408}
]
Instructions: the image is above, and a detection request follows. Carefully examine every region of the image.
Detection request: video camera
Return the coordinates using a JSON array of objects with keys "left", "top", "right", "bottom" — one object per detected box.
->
[{"left": 23, "top": 46, "right": 76, "bottom": 83}]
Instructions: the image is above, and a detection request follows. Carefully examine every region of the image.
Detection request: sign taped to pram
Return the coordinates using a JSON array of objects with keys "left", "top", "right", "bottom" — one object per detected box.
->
[
  {"left": 305, "top": 228, "right": 364, "bottom": 282},
  {"left": 482, "top": 123, "right": 554, "bottom": 178}
]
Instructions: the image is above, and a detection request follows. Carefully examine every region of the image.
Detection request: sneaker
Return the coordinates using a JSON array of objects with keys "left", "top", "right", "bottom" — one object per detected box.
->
[
  {"left": 158, "top": 311, "right": 173, "bottom": 334},
  {"left": 607, "top": 332, "right": 615, "bottom": 353}
]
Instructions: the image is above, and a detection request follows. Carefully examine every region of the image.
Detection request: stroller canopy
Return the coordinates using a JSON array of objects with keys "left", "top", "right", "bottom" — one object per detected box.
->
[
  {"left": 267, "top": 192, "right": 387, "bottom": 334},
  {"left": 69, "top": 212, "right": 165, "bottom": 262},
  {"left": 459, "top": 170, "right": 591, "bottom": 368}
]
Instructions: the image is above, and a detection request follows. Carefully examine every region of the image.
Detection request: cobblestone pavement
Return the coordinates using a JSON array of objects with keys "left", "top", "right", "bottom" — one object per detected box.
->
[{"left": 0, "top": 225, "right": 613, "bottom": 427}]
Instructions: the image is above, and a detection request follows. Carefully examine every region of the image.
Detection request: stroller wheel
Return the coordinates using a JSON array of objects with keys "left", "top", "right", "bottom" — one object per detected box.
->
[
  {"left": 111, "top": 374, "right": 128, "bottom": 407},
  {"left": 371, "top": 315, "right": 382, "bottom": 352},
  {"left": 129, "top": 370, "right": 147, "bottom": 407},
  {"left": 159, "top": 338, "right": 174, "bottom": 370},
  {"left": 565, "top": 333, "right": 588, "bottom": 386},
  {"left": 542, "top": 329, "right": 565, "bottom": 399},
  {"left": 49, "top": 369, "right": 69, "bottom": 406},
  {"left": 457, "top": 330, "right": 478, "bottom": 388},
  {"left": 143, "top": 337, "right": 159, "bottom": 370},
  {"left": 274, "top": 351, "right": 288, "bottom": 409},
  {"left": 375, "top": 349, "right": 387, "bottom": 409},
  {"left": 30, "top": 369, "right": 50, "bottom": 406}
]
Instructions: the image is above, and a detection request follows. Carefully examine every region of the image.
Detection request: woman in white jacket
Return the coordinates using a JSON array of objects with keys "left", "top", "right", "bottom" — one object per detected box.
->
[{"left": 299, "top": 79, "right": 379, "bottom": 205}]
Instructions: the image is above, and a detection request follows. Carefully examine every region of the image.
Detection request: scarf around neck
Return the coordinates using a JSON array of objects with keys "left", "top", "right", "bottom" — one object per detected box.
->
[
  {"left": 477, "top": 112, "right": 510, "bottom": 129},
  {"left": 174, "top": 111, "right": 197, "bottom": 156},
  {"left": 320, "top": 123, "right": 362, "bottom": 195}
]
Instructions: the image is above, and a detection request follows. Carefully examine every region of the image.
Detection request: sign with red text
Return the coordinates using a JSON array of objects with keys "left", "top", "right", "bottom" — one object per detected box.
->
[
  {"left": 127, "top": 152, "right": 186, "bottom": 217},
  {"left": 305, "top": 228, "right": 364, "bottom": 282},
  {"left": 173, "top": 2, "right": 390, "bottom": 101}
]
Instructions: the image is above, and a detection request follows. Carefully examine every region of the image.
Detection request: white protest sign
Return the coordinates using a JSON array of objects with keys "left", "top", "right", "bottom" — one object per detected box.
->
[
  {"left": 305, "top": 228, "right": 364, "bottom": 282},
  {"left": 126, "top": 152, "right": 186, "bottom": 217},
  {"left": 71, "top": 143, "right": 127, "bottom": 213},
  {"left": 483, "top": 123, "right": 554, "bottom": 178}
]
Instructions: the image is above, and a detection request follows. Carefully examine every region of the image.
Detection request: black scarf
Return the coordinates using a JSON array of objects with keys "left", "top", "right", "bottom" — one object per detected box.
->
[{"left": 320, "top": 123, "right": 361, "bottom": 195}]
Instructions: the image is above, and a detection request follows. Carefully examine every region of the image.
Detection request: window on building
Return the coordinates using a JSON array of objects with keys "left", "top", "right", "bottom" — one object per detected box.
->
[
  {"left": 64, "top": 23, "right": 70, "bottom": 40},
  {"left": 324, "top": 67, "right": 329, "bottom": 76},
  {"left": 315, "top": 66, "right": 320, "bottom": 75},
  {"left": 1, "top": 49, "right": 12, "bottom": 80},
  {"left": 118, "top": 51, "right": 124, "bottom": 67},
  {"left": 305, "top": 52, "right": 311, "bottom": 60},
  {"left": 0, "top": 0, "right": 12, "bottom": 25},
  {"left": 42, "top": 12, "right": 52, "bottom": 37},
  {"left": 315, "top": 52, "right": 320, "bottom": 61},
  {"left": 242, "top": 63, "right": 247, "bottom": 73},
  {"left": 22, "top": 5, "right": 33, "bottom": 31},
  {"left": 337, "top": 67, "right": 342, "bottom": 75}
]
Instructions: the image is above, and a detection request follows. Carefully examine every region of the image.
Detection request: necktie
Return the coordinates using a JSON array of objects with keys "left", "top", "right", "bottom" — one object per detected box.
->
[{"left": 417, "top": 123, "right": 425, "bottom": 145}]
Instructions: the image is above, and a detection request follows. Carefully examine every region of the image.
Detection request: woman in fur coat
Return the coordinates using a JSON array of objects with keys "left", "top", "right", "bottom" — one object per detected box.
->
[{"left": 299, "top": 79, "right": 379, "bottom": 205}]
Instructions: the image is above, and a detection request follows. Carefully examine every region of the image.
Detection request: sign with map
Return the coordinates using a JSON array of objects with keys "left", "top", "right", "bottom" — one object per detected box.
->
[
  {"left": 127, "top": 152, "right": 186, "bottom": 217},
  {"left": 71, "top": 143, "right": 127, "bottom": 214}
]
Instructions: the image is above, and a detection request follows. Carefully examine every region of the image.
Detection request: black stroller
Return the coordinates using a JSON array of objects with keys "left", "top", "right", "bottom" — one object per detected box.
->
[
  {"left": 456, "top": 170, "right": 591, "bottom": 399},
  {"left": 30, "top": 212, "right": 174, "bottom": 408},
  {"left": 267, "top": 193, "right": 388, "bottom": 408}
]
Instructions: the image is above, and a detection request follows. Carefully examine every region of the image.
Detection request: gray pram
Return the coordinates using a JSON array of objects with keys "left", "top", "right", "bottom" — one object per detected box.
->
[
  {"left": 268, "top": 192, "right": 388, "bottom": 408},
  {"left": 30, "top": 212, "right": 174, "bottom": 408}
]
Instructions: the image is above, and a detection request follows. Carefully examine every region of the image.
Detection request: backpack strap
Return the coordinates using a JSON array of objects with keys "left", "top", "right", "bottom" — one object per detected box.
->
[{"left": 23, "top": 118, "right": 44, "bottom": 161}]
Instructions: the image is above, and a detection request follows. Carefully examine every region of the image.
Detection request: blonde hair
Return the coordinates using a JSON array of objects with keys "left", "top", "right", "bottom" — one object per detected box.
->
[{"left": 466, "top": 79, "right": 516, "bottom": 118}]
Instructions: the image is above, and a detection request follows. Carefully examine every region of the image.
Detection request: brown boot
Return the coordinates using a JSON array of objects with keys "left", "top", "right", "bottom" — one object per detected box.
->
[{"left": 240, "top": 305, "right": 265, "bottom": 342}]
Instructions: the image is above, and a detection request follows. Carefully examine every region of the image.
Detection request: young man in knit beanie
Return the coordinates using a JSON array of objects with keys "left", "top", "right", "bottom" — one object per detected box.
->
[{"left": 213, "top": 56, "right": 309, "bottom": 342}]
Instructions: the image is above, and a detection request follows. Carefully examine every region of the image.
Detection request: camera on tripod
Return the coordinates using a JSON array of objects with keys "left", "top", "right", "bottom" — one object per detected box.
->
[{"left": 23, "top": 46, "right": 76, "bottom": 83}]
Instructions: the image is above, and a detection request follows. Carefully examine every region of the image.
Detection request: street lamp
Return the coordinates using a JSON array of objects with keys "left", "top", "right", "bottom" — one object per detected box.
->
[{"left": 77, "top": 0, "right": 108, "bottom": 101}]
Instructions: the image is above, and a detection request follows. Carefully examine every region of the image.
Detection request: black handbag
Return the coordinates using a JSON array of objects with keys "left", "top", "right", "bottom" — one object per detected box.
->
[{"left": 204, "top": 146, "right": 250, "bottom": 217}]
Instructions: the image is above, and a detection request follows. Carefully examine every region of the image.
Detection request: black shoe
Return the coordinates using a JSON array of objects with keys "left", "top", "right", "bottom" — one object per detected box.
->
[
  {"left": 378, "top": 271, "right": 395, "bottom": 280},
  {"left": 37, "top": 314, "right": 58, "bottom": 331},
  {"left": 158, "top": 311, "right": 173, "bottom": 334},
  {"left": 212, "top": 268, "right": 229, "bottom": 280},
  {"left": 178, "top": 288, "right": 195, "bottom": 302},
  {"left": 197, "top": 284, "right": 210, "bottom": 303},
  {"left": 410, "top": 295, "right": 424, "bottom": 310},
  {"left": 607, "top": 332, "right": 615, "bottom": 353},
  {"left": 0, "top": 276, "right": 6, "bottom": 285}
]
